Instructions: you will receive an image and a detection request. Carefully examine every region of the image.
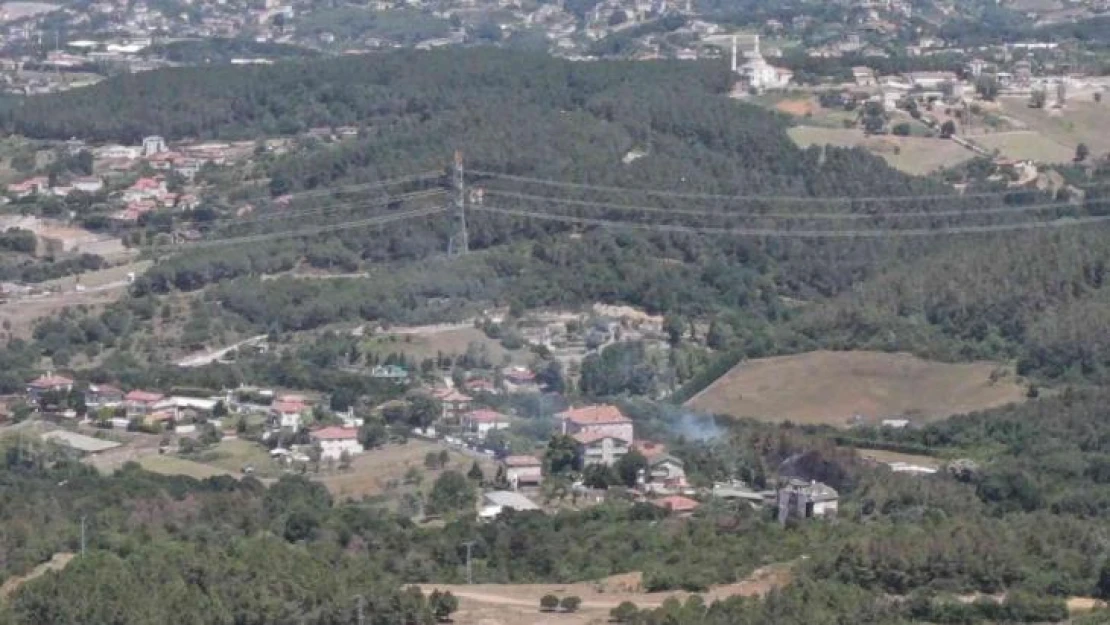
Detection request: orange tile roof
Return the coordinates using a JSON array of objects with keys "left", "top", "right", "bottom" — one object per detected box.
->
[
  {"left": 125, "top": 390, "right": 164, "bottom": 404},
  {"left": 28, "top": 374, "right": 74, "bottom": 389},
  {"left": 558, "top": 405, "right": 630, "bottom": 425},
  {"left": 503, "top": 455, "right": 542, "bottom": 467},
  {"left": 466, "top": 409, "right": 508, "bottom": 423}
]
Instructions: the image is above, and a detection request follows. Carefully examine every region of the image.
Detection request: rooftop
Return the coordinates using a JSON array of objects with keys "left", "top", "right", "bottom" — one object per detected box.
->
[
  {"left": 572, "top": 430, "right": 630, "bottom": 445},
  {"left": 503, "top": 455, "right": 542, "bottom": 467},
  {"left": 125, "top": 390, "right": 164, "bottom": 403},
  {"left": 28, "top": 374, "right": 74, "bottom": 389},
  {"left": 271, "top": 399, "right": 305, "bottom": 414},
  {"left": 781, "top": 478, "right": 839, "bottom": 502},
  {"left": 558, "top": 404, "right": 630, "bottom": 425},
  {"left": 466, "top": 409, "right": 508, "bottom": 424}
]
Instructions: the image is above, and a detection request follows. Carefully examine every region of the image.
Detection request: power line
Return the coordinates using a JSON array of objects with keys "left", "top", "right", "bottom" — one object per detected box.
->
[
  {"left": 470, "top": 169, "right": 1107, "bottom": 205},
  {"left": 175, "top": 205, "right": 450, "bottom": 252},
  {"left": 178, "top": 189, "right": 447, "bottom": 229},
  {"left": 481, "top": 189, "right": 1094, "bottom": 221},
  {"left": 228, "top": 170, "right": 445, "bottom": 204},
  {"left": 471, "top": 204, "right": 1110, "bottom": 239}
]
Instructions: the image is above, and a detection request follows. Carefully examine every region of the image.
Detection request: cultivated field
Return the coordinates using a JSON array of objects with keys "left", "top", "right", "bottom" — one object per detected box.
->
[
  {"left": 970, "top": 130, "right": 1075, "bottom": 163},
  {"left": 999, "top": 96, "right": 1110, "bottom": 157},
  {"left": 685, "top": 350, "right": 1027, "bottom": 426},
  {"left": 787, "top": 127, "right": 975, "bottom": 174},
  {"left": 416, "top": 564, "right": 791, "bottom": 625}
]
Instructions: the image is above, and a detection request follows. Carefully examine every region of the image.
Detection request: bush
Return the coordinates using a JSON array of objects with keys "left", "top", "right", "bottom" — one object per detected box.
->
[
  {"left": 539, "top": 594, "right": 559, "bottom": 612},
  {"left": 611, "top": 601, "right": 639, "bottom": 622},
  {"left": 560, "top": 596, "right": 581, "bottom": 613}
]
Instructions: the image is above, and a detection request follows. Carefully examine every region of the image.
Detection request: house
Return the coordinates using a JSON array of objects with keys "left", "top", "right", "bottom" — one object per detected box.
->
[
  {"left": 463, "top": 409, "right": 510, "bottom": 439},
  {"left": 84, "top": 383, "right": 123, "bottom": 408},
  {"left": 124, "top": 390, "right": 165, "bottom": 416},
  {"left": 27, "top": 373, "right": 74, "bottom": 401},
  {"left": 72, "top": 176, "right": 104, "bottom": 194},
  {"left": 269, "top": 397, "right": 307, "bottom": 429},
  {"left": 559, "top": 404, "right": 634, "bottom": 444},
  {"left": 573, "top": 431, "right": 630, "bottom": 467},
  {"left": 370, "top": 364, "right": 409, "bottom": 382},
  {"left": 503, "top": 367, "right": 536, "bottom": 387},
  {"left": 502, "top": 455, "right": 543, "bottom": 487},
  {"left": 153, "top": 396, "right": 218, "bottom": 422},
  {"left": 464, "top": 378, "right": 499, "bottom": 395},
  {"left": 777, "top": 479, "right": 839, "bottom": 523},
  {"left": 852, "top": 66, "right": 877, "bottom": 87},
  {"left": 142, "top": 135, "right": 167, "bottom": 156},
  {"left": 310, "top": 426, "right": 363, "bottom": 460},
  {"left": 634, "top": 441, "right": 687, "bottom": 488},
  {"left": 907, "top": 71, "right": 957, "bottom": 90},
  {"left": 653, "top": 495, "right": 700, "bottom": 515},
  {"left": 432, "top": 388, "right": 472, "bottom": 421},
  {"left": 8, "top": 176, "right": 49, "bottom": 198},
  {"left": 479, "top": 490, "right": 541, "bottom": 519}
]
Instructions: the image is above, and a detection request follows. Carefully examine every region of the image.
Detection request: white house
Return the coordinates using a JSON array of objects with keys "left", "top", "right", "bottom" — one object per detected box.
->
[
  {"left": 777, "top": 479, "right": 839, "bottom": 523},
  {"left": 573, "top": 431, "right": 630, "bottom": 467},
  {"left": 463, "top": 409, "right": 510, "bottom": 438},
  {"left": 310, "top": 426, "right": 363, "bottom": 461},
  {"left": 269, "top": 397, "right": 306, "bottom": 429}
]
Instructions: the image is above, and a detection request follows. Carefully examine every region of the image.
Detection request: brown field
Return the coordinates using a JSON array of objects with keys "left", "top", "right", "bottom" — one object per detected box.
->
[
  {"left": 315, "top": 439, "right": 495, "bottom": 500},
  {"left": 775, "top": 98, "right": 818, "bottom": 116},
  {"left": 416, "top": 563, "right": 791, "bottom": 625},
  {"left": 0, "top": 288, "right": 121, "bottom": 338},
  {"left": 787, "top": 127, "right": 975, "bottom": 174},
  {"left": 134, "top": 454, "right": 235, "bottom": 479},
  {"left": 364, "top": 326, "right": 529, "bottom": 366},
  {"left": 685, "top": 350, "right": 1027, "bottom": 426},
  {"left": 998, "top": 97, "right": 1110, "bottom": 157}
]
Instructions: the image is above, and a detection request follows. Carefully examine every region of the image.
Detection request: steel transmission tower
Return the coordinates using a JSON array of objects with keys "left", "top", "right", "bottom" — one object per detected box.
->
[{"left": 448, "top": 150, "right": 468, "bottom": 256}]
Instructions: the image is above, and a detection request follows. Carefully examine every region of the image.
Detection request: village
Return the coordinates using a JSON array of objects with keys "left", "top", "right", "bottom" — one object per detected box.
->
[{"left": 5, "top": 301, "right": 885, "bottom": 526}]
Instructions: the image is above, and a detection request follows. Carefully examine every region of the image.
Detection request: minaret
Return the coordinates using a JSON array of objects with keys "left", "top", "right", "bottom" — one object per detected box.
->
[{"left": 730, "top": 35, "right": 737, "bottom": 73}]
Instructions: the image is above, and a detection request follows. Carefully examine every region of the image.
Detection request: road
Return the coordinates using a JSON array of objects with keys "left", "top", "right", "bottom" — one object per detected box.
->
[{"left": 177, "top": 334, "right": 267, "bottom": 368}]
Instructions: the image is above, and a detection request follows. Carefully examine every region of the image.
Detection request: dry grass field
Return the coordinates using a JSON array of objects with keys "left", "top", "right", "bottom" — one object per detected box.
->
[
  {"left": 315, "top": 439, "right": 495, "bottom": 500},
  {"left": 416, "top": 564, "right": 792, "bottom": 625},
  {"left": 999, "top": 97, "right": 1110, "bottom": 157},
  {"left": 363, "top": 326, "right": 530, "bottom": 366},
  {"left": 685, "top": 350, "right": 1027, "bottom": 426},
  {"left": 971, "top": 130, "right": 1075, "bottom": 163},
  {"left": 856, "top": 448, "right": 943, "bottom": 469},
  {"left": 787, "top": 127, "right": 975, "bottom": 174}
]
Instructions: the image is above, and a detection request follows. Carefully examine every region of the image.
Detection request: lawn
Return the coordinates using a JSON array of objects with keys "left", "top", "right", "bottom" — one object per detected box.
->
[
  {"left": 314, "top": 439, "right": 495, "bottom": 500},
  {"left": 362, "top": 326, "right": 529, "bottom": 367},
  {"left": 998, "top": 96, "right": 1110, "bottom": 157},
  {"left": 136, "top": 454, "right": 234, "bottom": 479},
  {"left": 192, "top": 438, "right": 278, "bottom": 476},
  {"left": 971, "top": 130, "right": 1076, "bottom": 163}
]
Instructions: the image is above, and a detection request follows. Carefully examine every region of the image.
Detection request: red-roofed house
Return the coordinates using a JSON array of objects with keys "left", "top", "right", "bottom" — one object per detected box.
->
[
  {"left": 559, "top": 404, "right": 634, "bottom": 444},
  {"left": 572, "top": 430, "right": 631, "bottom": 467},
  {"left": 8, "top": 176, "right": 49, "bottom": 198},
  {"left": 463, "top": 409, "right": 510, "bottom": 438},
  {"left": 27, "top": 373, "right": 74, "bottom": 401},
  {"left": 464, "top": 378, "right": 499, "bottom": 395},
  {"left": 269, "top": 398, "right": 307, "bottom": 429},
  {"left": 653, "top": 495, "right": 700, "bottom": 515},
  {"left": 125, "top": 390, "right": 165, "bottom": 416},
  {"left": 432, "top": 388, "right": 472, "bottom": 422},
  {"left": 502, "top": 455, "right": 543, "bottom": 486},
  {"left": 310, "top": 426, "right": 363, "bottom": 460}
]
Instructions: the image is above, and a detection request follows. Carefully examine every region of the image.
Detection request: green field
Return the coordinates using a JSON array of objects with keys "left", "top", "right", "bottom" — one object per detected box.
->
[{"left": 787, "top": 126, "right": 975, "bottom": 175}]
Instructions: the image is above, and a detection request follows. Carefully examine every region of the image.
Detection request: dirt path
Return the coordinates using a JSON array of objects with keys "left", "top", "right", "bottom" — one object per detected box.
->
[{"left": 1, "top": 553, "right": 75, "bottom": 598}]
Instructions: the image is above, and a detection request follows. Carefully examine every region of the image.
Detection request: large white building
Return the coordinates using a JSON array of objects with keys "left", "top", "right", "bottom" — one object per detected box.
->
[
  {"left": 311, "top": 426, "right": 363, "bottom": 461},
  {"left": 732, "top": 35, "right": 792, "bottom": 92}
]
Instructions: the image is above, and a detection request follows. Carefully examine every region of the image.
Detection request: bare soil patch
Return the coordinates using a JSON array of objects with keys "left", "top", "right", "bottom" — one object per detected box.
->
[
  {"left": 775, "top": 98, "right": 818, "bottom": 116},
  {"left": 415, "top": 563, "right": 791, "bottom": 625},
  {"left": 685, "top": 350, "right": 1027, "bottom": 426},
  {"left": 1, "top": 552, "right": 74, "bottom": 598}
]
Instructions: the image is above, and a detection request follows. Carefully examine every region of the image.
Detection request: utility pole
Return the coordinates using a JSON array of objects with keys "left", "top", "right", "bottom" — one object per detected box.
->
[
  {"left": 80, "top": 515, "right": 86, "bottom": 554},
  {"left": 462, "top": 540, "right": 476, "bottom": 584},
  {"left": 449, "top": 150, "right": 468, "bottom": 256},
  {"left": 354, "top": 594, "right": 365, "bottom": 625}
]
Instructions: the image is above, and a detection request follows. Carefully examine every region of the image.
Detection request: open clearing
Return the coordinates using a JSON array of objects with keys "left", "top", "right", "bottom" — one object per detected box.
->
[
  {"left": 685, "top": 350, "right": 1027, "bottom": 426},
  {"left": 999, "top": 97, "right": 1110, "bottom": 157},
  {"left": 416, "top": 564, "right": 791, "bottom": 625},
  {"left": 787, "top": 127, "right": 974, "bottom": 175},
  {"left": 856, "top": 448, "right": 942, "bottom": 469},
  {"left": 134, "top": 454, "right": 235, "bottom": 479},
  {"left": 364, "top": 326, "right": 530, "bottom": 366},
  {"left": 970, "top": 130, "right": 1075, "bottom": 163},
  {"left": 314, "top": 439, "right": 495, "bottom": 500}
]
